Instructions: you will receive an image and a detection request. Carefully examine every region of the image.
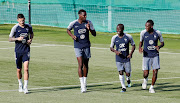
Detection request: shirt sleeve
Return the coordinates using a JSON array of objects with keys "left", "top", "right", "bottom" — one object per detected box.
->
[
  {"left": 127, "top": 34, "right": 135, "bottom": 46},
  {"left": 140, "top": 30, "right": 145, "bottom": 42},
  {"left": 28, "top": 24, "right": 33, "bottom": 34},
  {"left": 67, "top": 20, "right": 76, "bottom": 30},
  {"left": 156, "top": 30, "right": 164, "bottom": 42},
  {"left": 110, "top": 35, "right": 116, "bottom": 48},
  {"left": 9, "top": 25, "right": 17, "bottom": 37},
  {"left": 89, "top": 21, "right": 95, "bottom": 30}
]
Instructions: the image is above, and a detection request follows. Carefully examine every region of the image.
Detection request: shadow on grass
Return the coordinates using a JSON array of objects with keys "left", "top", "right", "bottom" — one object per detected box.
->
[
  {"left": 28, "top": 82, "right": 180, "bottom": 94},
  {"left": 29, "top": 84, "right": 113, "bottom": 94}
]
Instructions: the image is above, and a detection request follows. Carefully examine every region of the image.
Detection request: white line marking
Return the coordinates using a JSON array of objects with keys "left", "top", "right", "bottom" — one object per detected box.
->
[
  {"left": 0, "top": 42, "right": 179, "bottom": 55},
  {"left": 0, "top": 77, "right": 179, "bottom": 92}
]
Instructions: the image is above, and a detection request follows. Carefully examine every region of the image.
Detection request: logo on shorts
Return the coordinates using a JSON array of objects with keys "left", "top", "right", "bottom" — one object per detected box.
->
[
  {"left": 80, "top": 34, "right": 85, "bottom": 39},
  {"left": 27, "top": 52, "right": 30, "bottom": 58}
]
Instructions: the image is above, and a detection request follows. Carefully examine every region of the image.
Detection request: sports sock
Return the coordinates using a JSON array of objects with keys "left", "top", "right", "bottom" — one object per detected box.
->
[
  {"left": 24, "top": 80, "right": 28, "bottom": 89},
  {"left": 119, "top": 75, "right": 126, "bottom": 89},
  {"left": 18, "top": 79, "right": 22, "bottom": 85},
  {"left": 144, "top": 77, "right": 148, "bottom": 84},
  {"left": 150, "top": 85, "right": 154, "bottom": 89},
  {"left": 126, "top": 76, "right": 130, "bottom": 84},
  {"left": 83, "top": 77, "right": 87, "bottom": 86},
  {"left": 79, "top": 77, "right": 84, "bottom": 88}
]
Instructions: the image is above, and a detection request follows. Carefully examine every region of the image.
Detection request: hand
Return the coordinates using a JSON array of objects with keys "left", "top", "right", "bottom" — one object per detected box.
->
[
  {"left": 71, "top": 35, "right": 77, "bottom": 40},
  {"left": 115, "top": 50, "right": 122, "bottom": 56},
  {"left": 155, "top": 46, "right": 159, "bottom": 52},
  {"left": 17, "top": 37, "right": 24, "bottom": 41},
  {"left": 27, "top": 39, "right": 32, "bottom": 45},
  {"left": 86, "top": 21, "right": 90, "bottom": 30},
  {"left": 127, "top": 54, "right": 132, "bottom": 58},
  {"left": 139, "top": 47, "right": 143, "bottom": 54}
]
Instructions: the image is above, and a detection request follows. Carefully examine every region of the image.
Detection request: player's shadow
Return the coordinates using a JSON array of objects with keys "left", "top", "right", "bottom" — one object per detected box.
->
[
  {"left": 29, "top": 84, "right": 113, "bottom": 94},
  {"left": 155, "top": 83, "right": 180, "bottom": 91}
]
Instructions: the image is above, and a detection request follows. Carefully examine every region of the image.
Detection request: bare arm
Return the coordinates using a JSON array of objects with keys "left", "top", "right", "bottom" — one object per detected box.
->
[
  {"left": 139, "top": 41, "right": 143, "bottom": 53},
  {"left": 127, "top": 45, "right": 136, "bottom": 58},
  {"left": 110, "top": 47, "right": 121, "bottom": 55},
  {"left": 9, "top": 36, "right": 24, "bottom": 42},
  {"left": 27, "top": 33, "right": 34, "bottom": 45},
  {"left": 155, "top": 42, "right": 164, "bottom": 52},
  {"left": 67, "top": 29, "right": 77, "bottom": 40}
]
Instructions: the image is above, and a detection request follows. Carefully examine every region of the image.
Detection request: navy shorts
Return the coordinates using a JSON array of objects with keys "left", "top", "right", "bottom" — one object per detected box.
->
[{"left": 15, "top": 52, "right": 30, "bottom": 69}]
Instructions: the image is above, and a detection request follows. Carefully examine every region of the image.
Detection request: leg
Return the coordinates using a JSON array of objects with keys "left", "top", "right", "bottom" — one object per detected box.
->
[
  {"left": 17, "top": 68, "right": 22, "bottom": 80},
  {"left": 149, "top": 56, "right": 160, "bottom": 93},
  {"left": 23, "top": 61, "right": 29, "bottom": 94},
  {"left": 17, "top": 68, "right": 23, "bottom": 92},
  {"left": 77, "top": 57, "right": 86, "bottom": 93},
  {"left": 119, "top": 70, "right": 126, "bottom": 92},
  {"left": 143, "top": 70, "right": 149, "bottom": 79},
  {"left": 82, "top": 58, "right": 89, "bottom": 91},
  {"left": 126, "top": 72, "right": 131, "bottom": 87},
  {"left": 125, "top": 62, "right": 131, "bottom": 87},
  {"left": 142, "top": 57, "right": 150, "bottom": 89},
  {"left": 142, "top": 70, "right": 149, "bottom": 89},
  {"left": 152, "top": 69, "right": 158, "bottom": 85},
  {"left": 83, "top": 58, "right": 89, "bottom": 77},
  {"left": 15, "top": 52, "right": 23, "bottom": 92},
  {"left": 77, "top": 57, "right": 83, "bottom": 77}
]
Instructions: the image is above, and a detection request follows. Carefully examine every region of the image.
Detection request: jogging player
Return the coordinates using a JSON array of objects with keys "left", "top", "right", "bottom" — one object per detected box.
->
[
  {"left": 110, "top": 24, "right": 135, "bottom": 92},
  {"left": 67, "top": 9, "right": 96, "bottom": 93},
  {"left": 139, "top": 20, "right": 164, "bottom": 93},
  {"left": 9, "top": 14, "right": 34, "bottom": 94}
]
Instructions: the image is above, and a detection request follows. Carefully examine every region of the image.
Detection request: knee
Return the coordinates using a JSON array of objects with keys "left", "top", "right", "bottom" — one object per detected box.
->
[
  {"left": 24, "top": 68, "right": 29, "bottom": 73},
  {"left": 17, "top": 69, "right": 21, "bottom": 73},
  {"left": 119, "top": 71, "right": 123, "bottom": 75},
  {"left": 153, "top": 70, "right": 158, "bottom": 76},
  {"left": 143, "top": 72, "right": 149, "bottom": 78}
]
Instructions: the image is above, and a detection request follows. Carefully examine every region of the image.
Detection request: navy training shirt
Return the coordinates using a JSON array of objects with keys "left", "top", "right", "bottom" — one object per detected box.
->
[
  {"left": 9, "top": 24, "right": 33, "bottom": 53},
  {"left": 67, "top": 20, "right": 95, "bottom": 49},
  {"left": 110, "top": 34, "right": 135, "bottom": 63},
  {"left": 140, "top": 29, "right": 164, "bottom": 57}
]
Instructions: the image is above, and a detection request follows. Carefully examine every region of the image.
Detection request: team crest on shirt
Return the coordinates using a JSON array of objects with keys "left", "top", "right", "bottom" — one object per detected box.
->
[
  {"left": 124, "top": 38, "right": 127, "bottom": 42},
  {"left": 26, "top": 28, "right": 29, "bottom": 32},
  {"left": 80, "top": 34, "right": 85, "bottom": 39},
  {"left": 154, "top": 35, "right": 156, "bottom": 39},
  {"left": 149, "top": 40, "right": 154, "bottom": 45}
]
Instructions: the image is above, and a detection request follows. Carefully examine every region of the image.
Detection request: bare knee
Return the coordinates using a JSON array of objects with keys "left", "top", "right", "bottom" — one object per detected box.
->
[
  {"left": 143, "top": 70, "right": 149, "bottom": 78},
  {"left": 119, "top": 71, "right": 124, "bottom": 75}
]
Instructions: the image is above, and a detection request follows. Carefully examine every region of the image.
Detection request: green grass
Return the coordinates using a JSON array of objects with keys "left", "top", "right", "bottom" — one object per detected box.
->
[{"left": 0, "top": 24, "right": 180, "bottom": 103}]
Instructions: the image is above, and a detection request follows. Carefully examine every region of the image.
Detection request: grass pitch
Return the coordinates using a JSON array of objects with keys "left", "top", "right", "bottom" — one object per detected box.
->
[{"left": 0, "top": 24, "right": 180, "bottom": 103}]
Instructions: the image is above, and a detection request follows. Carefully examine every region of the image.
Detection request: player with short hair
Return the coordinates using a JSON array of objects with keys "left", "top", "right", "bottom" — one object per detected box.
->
[
  {"left": 67, "top": 9, "right": 96, "bottom": 93},
  {"left": 110, "top": 24, "right": 135, "bottom": 92},
  {"left": 9, "top": 14, "right": 34, "bottom": 94},
  {"left": 139, "top": 20, "right": 164, "bottom": 93}
]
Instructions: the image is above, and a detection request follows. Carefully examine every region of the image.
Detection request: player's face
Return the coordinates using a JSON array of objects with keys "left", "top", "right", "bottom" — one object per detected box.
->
[
  {"left": 116, "top": 25, "right": 124, "bottom": 34},
  {"left": 17, "top": 18, "right": 25, "bottom": 26},
  {"left": 145, "top": 22, "right": 153, "bottom": 32},
  {"left": 79, "top": 12, "right": 87, "bottom": 21}
]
